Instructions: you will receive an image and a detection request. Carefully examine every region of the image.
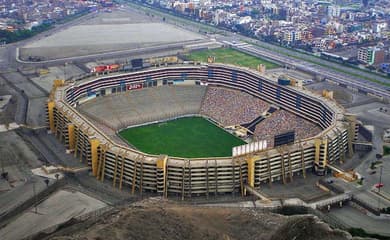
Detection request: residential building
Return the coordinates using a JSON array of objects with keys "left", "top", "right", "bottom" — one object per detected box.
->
[{"left": 358, "top": 47, "right": 385, "bottom": 65}]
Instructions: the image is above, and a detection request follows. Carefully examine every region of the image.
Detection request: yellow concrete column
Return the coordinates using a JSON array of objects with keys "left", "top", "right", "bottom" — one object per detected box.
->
[
  {"left": 68, "top": 124, "right": 75, "bottom": 150},
  {"left": 345, "top": 114, "right": 356, "bottom": 158},
  {"left": 322, "top": 139, "right": 328, "bottom": 168},
  {"left": 246, "top": 157, "right": 255, "bottom": 188},
  {"left": 314, "top": 138, "right": 321, "bottom": 165},
  {"left": 322, "top": 90, "right": 334, "bottom": 99},
  {"left": 156, "top": 155, "right": 168, "bottom": 197},
  {"left": 47, "top": 101, "right": 55, "bottom": 133},
  {"left": 90, "top": 138, "right": 100, "bottom": 176},
  {"left": 53, "top": 79, "right": 65, "bottom": 88}
]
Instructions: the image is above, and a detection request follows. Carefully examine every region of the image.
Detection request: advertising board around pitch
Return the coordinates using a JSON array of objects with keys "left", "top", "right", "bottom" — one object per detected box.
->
[{"left": 232, "top": 140, "right": 267, "bottom": 157}]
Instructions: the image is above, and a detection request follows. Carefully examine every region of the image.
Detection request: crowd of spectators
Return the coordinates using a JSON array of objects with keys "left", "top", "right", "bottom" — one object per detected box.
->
[
  {"left": 200, "top": 87, "right": 269, "bottom": 126},
  {"left": 254, "top": 109, "right": 321, "bottom": 147}
]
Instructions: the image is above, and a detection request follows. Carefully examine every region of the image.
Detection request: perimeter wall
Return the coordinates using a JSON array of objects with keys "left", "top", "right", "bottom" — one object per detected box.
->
[{"left": 46, "top": 63, "right": 355, "bottom": 198}]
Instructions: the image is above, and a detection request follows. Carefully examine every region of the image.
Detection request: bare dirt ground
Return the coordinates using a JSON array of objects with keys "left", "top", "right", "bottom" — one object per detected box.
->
[
  {"left": 19, "top": 9, "right": 205, "bottom": 61},
  {"left": 48, "top": 198, "right": 364, "bottom": 240}
]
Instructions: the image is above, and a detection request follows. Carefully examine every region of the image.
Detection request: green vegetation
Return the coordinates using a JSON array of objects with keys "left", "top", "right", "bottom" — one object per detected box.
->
[
  {"left": 247, "top": 41, "right": 390, "bottom": 87},
  {"left": 119, "top": 117, "right": 245, "bottom": 158},
  {"left": 357, "top": 178, "right": 363, "bottom": 185},
  {"left": 348, "top": 228, "right": 390, "bottom": 240},
  {"left": 186, "top": 48, "right": 279, "bottom": 70},
  {"left": 370, "top": 161, "right": 382, "bottom": 170},
  {"left": 124, "top": 0, "right": 390, "bottom": 88},
  {"left": 381, "top": 207, "right": 390, "bottom": 214},
  {"left": 0, "top": 23, "right": 53, "bottom": 43},
  {"left": 370, "top": 162, "right": 375, "bottom": 170},
  {"left": 383, "top": 145, "right": 390, "bottom": 156},
  {"left": 0, "top": 10, "right": 89, "bottom": 44},
  {"left": 121, "top": 0, "right": 390, "bottom": 87}
]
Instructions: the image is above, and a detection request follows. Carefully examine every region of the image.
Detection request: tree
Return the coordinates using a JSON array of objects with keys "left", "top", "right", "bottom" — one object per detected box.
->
[{"left": 0, "top": 23, "right": 52, "bottom": 44}]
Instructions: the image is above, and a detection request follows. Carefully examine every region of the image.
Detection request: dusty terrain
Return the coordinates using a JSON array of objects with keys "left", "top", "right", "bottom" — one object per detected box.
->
[
  {"left": 47, "top": 199, "right": 365, "bottom": 240},
  {"left": 19, "top": 9, "right": 205, "bottom": 61}
]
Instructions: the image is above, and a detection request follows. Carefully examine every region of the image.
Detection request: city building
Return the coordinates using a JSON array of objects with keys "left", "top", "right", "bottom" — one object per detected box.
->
[{"left": 358, "top": 47, "right": 385, "bottom": 65}]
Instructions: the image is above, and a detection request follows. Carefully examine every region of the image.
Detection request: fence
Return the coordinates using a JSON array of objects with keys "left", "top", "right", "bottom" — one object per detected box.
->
[
  {"left": 25, "top": 205, "right": 114, "bottom": 240},
  {"left": 351, "top": 195, "right": 381, "bottom": 216},
  {"left": 272, "top": 205, "right": 350, "bottom": 230},
  {"left": 0, "top": 178, "right": 66, "bottom": 228},
  {"left": 318, "top": 179, "right": 345, "bottom": 194},
  {"left": 307, "top": 207, "right": 350, "bottom": 230}
]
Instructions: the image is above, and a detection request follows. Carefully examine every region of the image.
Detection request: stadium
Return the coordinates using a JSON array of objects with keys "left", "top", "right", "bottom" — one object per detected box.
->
[{"left": 47, "top": 63, "right": 357, "bottom": 199}]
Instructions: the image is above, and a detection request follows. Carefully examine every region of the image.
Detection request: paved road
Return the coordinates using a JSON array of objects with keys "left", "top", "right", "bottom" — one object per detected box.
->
[
  {"left": 0, "top": 13, "right": 98, "bottom": 72},
  {"left": 123, "top": 1, "right": 390, "bottom": 100},
  {"left": 0, "top": 75, "right": 28, "bottom": 124},
  {"left": 327, "top": 205, "right": 390, "bottom": 236},
  {"left": 234, "top": 37, "right": 390, "bottom": 85},
  {"left": 0, "top": 176, "right": 52, "bottom": 221},
  {"left": 346, "top": 102, "right": 390, "bottom": 194},
  {"left": 1, "top": 7, "right": 209, "bottom": 70},
  {"left": 0, "top": 189, "right": 107, "bottom": 240},
  {"left": 321, "top": 101, "right": 390, "bottom": 224},
  {"left": 225, "top": 42, "right": 390, "bottom": 100},
  {"left": 1, "top": 3, "right": 389, "bottom": 237},
  {"left": 20, "top": 129, "right": 83, "bottom": 167},
  {"left": 4, "top": 2, "right": 390, "bottom": 101},
  {"left": 15, "top": 40, "right": 203, "bottom": 67}
]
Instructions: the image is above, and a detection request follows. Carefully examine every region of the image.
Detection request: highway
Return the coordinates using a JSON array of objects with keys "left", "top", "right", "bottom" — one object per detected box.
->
[
  {"left": 239, "top": 38, "right": 390, "bottom": 84},
  {"left": 0, "top": 8, "right": 208, "bottom": 72},
  {"left": 2, "top": 2, "right": 390, "bottom": 101},
  {"left": 225, "top": 41, "right": 390, "bottom": 100},
  {"left": 119, "top": 1, "right": 390, "bottom": 100}
]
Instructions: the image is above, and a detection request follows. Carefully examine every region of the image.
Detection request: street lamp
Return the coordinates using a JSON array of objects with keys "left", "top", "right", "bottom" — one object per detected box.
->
[
  {"left": 376, "top": 165, "right": 384, "bottom": 211},
  {"left": 31, "top": 178, "right": 51, "bottom": 214},
  {"left": 64, "top": 62, "right": 68, "bottom": 81},
  {"left": 376, "top": 153, "right": 382, "bottom": 162},
  {"left": 0, "top": 146, "right": 9, "bottom": 180},
  {"left": 32, "top": 179, "right": 38, "bottom": 214}
]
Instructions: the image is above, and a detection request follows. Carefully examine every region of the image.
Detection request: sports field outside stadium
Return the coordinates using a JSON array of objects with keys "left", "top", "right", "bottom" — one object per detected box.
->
[
  {"left": 186, "top": 48, "right": 279, "bottom": 70},
  {"left": 119, "top": 117, "right": 246, "bottom": 158}
]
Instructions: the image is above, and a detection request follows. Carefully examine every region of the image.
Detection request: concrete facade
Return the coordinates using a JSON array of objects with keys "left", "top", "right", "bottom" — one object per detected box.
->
[{"left": 46, "top": 63, "right": 355, "bottom": 199}]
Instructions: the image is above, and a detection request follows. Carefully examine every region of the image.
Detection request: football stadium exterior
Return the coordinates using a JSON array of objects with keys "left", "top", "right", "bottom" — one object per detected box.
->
[{"left": 47, "top": 63, "right": 357, "bottom": 198}]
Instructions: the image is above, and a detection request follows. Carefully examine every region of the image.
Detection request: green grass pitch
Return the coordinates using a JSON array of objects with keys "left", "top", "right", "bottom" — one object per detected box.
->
[
  {"left": 186, "top": 47, "right": 279, "bottom": 70},
  {"left": 119, "top": 117, "right": 246, "bottom": 158}
]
